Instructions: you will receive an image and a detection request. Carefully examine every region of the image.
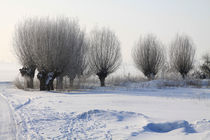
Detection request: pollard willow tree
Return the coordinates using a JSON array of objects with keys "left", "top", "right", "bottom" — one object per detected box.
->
[
  {"left": 29, "top": 18, "right": 63, "bottom": 90},
  {"left": 13, "top": 19, "right": 36, "bottom": 88},
  {"left": 170, "top": 35, "right": 196, "bottom": 79},
  {"left": 89, "top": 28, "right": 121, "bottom": 86},
  {"left": 32, "top": 17, "right": 85, "bottom": 90},
  {"left": 132, "top": 34, "right": 165, "bottom": 80},
  {"left": 65, "top": 32, "right": 88, "bottom": 88},
  {"left": 53, "top": 19, "right": 88, "bottom": 89}
]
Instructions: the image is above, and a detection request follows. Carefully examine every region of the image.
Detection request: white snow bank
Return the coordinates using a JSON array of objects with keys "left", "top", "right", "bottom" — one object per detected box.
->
[
  {"left": 131, "top": 119, "right": 210, "bottom": 140},
  {"left": 143, "top": 120, "right": 195, "bottom": 133}
]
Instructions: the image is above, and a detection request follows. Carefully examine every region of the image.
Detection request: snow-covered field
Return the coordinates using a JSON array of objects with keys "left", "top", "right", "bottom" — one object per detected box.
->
[{"left": 0, "top": 81, "right": 210, "bottom": 140}]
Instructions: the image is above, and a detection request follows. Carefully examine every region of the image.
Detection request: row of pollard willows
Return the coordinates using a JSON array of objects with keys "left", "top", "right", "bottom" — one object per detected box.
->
[
  {"left": 14, "top": 16, "right": 199, "bottom": 91},
  {"left": 14, "top": 17, "right": 121, "bottom": 90},
  {"left": 132, "top": 34, "right": 196, "bottom": 80}
]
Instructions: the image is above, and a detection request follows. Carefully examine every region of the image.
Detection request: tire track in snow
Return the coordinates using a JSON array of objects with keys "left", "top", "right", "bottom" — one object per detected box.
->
[{"left": 0, "top": 94, "right": 17, "bottom": 140}]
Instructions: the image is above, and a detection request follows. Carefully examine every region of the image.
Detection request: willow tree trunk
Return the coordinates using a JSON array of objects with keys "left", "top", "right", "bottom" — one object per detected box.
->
[
  {"left": 99, "top": 76, "right": 106, "bottom": 87},
  {"left": 181, "top": 73, "right": 186, "bottom": 79},
  {"left": 39, "top": 78, "right": 46, "bottom": 91},
  {"left": 47, "top": 80, "right": 55, "bottom": 91},
  {"left": 37, "top": 70, "right": 47, "bottom": 91},
  {"left": 56, "top": 76, "right": 63, "bottom": 90},
  {"left": 69, "top": 78, "right": 74, "bottom": 88},
  {"left": 20, "top": 67, "right": 36, "bottom": 89}
]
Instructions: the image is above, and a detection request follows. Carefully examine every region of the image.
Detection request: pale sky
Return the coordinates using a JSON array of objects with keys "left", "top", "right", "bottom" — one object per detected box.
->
[{"left": 0, "top": 0, "right": 210, "bottom": 64}]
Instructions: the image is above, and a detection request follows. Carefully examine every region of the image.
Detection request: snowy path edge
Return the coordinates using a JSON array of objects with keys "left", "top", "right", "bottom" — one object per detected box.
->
[{"left": 0, "top": 93, "right": 18, "bottom": 140}]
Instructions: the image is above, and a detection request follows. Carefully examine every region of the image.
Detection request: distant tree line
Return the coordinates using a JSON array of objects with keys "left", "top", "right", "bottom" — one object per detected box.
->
[{"left": 13, "top": 16, "right": 209, "bottom": 91}]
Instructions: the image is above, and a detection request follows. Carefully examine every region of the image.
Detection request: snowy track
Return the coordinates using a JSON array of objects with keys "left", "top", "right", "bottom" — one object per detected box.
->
[{"left": 0, "top": 94, "right": 17, "bottom": 140}]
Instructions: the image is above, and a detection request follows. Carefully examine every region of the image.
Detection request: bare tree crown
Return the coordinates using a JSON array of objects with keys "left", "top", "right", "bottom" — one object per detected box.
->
[
  {"left": 89, "top": 28, "right": 121, "bottom": 75},
  {"left": 170, "top": 34, "right": 196, "bottom": 79},
  {"left": 89, "top": 28, "right": 121, "bottom": 86},
  {"left": 133, "top": 34, "right": 165, "bottom": 79}
]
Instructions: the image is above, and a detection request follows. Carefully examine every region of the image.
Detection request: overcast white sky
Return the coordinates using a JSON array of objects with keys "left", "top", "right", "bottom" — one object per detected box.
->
[{"left": 0, "top": 0, "right": 210, "bottom": 64}]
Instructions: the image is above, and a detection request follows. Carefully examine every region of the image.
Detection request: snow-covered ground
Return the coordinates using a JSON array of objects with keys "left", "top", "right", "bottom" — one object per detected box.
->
[{"left": 0, "top": 82, "right": 210, "bottom": 140}]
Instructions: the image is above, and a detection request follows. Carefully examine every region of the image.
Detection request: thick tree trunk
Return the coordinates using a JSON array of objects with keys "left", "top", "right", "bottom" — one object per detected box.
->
[
  {"left": 69, "top": 78, "right": 74, "bottom": 88},
  {"left": 39, "top": 79, "right": 46, "bottom": 91},
  {"left": 146, "top": 73, "right": 155, "bottom": 81},
  {"left": 77, "top": 76, "right": 82, "bottom": 87},
  {"left": 50, "top": 82, "right": 54, "bottom": 90},
  {"left": 46, "top": 74, "right": 57, "bottom": 91},
  {"left": 20, "top": 67, "right": 36, "bottom": 89},
  {"left": 97, "top": 72, "right": 107, "bottom": 87},
  {"left": 56, "top": 76, "right": 63, "bottom": 90},
  {"left": 37, "top": 70, "right": 47, "bottom": 91},
  {"left": 99, "top": 76, "right": 106, "bottom": 87},
  {"left": 28, "top": 67, "right": 36, "bottom": 89},
  {"left": 47, "top": 80, "right": 54, "bottom": 91},
  {"left": 181, "top": 73, "right": 186, "bottom": 79},
  {"left": 38, "top": 70, "right": 60, "bottom": 91}
]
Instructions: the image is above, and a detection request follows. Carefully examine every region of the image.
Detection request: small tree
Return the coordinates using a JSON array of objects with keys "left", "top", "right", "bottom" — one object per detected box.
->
[
  {"left": 170, "top": 35, "right": 196, "bottom": 79},
  {"left": 132, "top": 34, "right": 165, "bottom": 80},
  {"left": 89, "top": 28, "right": 121, "bottom": 86}
]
